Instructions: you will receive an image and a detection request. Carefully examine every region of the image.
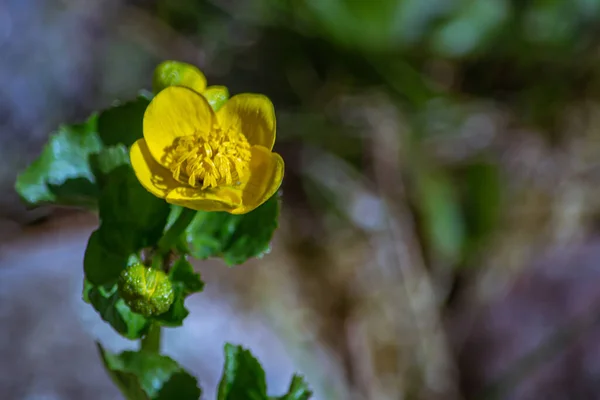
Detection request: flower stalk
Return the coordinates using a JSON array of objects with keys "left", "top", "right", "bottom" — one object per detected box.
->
[
  {"left": 157, "top": 207, "right": 197, "bottom": 256},
  {"left": 141, "top": 323, "right": 162, "bottom": 353}
]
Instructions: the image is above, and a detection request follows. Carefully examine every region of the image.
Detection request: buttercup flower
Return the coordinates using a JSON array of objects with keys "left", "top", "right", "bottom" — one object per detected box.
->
[{"left": 130, "top": 86, "right": 284, "bottom": 214}]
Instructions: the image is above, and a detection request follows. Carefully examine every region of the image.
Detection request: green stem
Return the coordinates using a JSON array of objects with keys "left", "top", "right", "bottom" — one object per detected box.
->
[
  {"left": 157, "top": 207, "right": 197, "bottom": 256},
  {"left": 140, "top": 323, "right": 161, "bottom": 353}
]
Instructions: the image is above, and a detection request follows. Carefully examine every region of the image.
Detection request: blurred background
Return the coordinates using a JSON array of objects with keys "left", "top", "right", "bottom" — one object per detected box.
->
[{"left": 3, "top": 0, "right": 600, "bottom": 399}]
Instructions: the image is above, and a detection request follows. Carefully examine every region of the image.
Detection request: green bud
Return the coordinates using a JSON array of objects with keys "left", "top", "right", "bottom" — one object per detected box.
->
[
  {"left": 118, "top": 264, "right": 174, "bottom": 317},
  {"left": 152, "top": 60, "right": 207, "bottom": 95},
  {"left": 203, "top": 86, "right": 229, "bottom": 111}
]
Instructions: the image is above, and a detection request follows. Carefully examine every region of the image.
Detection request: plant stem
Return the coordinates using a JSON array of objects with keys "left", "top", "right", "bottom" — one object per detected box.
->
[
  {"left": 140, "top": 323, "right": 161, "bottom": 353},
  {"left": 157, "top": 207, "right": 197, "bottom": 256},
  {"left": 140, "top": 209, "right": 196, "bottom": 353}
]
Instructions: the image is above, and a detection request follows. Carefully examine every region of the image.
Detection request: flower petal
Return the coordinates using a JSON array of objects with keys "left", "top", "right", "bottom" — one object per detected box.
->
[
  {"left": 232, "top": 146, "right": 284, "bottom": 215},
  {"left": 152, "top": 61, "right": 207, "bottom": 94},
  {"left": 130, "top": 139, "right": 179, "bottom": 199},
  {"left": 143, "top": 86, "right": 214, "bottom": 168},
  {"left": 203, "top": 86, "right": 229, "bottom": 112},
  {"left": 217, "top": 94, "right": 276, "bottom": 150},
  {"left": 166, "top": 186, "right": 242, "bottom": 212}
]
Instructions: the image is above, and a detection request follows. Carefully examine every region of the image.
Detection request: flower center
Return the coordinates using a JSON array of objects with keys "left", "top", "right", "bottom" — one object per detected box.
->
[{"left": 170, "top": 126, "right": 251, "bottom": 189}]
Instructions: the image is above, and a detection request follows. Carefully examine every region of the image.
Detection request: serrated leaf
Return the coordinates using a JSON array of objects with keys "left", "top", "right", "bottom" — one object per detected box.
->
[
  {"left": 15, "top": 114, "right": 102, "bottom": 207},
  {"left": 98, "top": 165, "right": 171, "bottom": 253},
  {"left": 274, "top": 375, "right": 313, "bottom": 400},
  {"left": 169, "top": 258, "right": 204, "bottom": 295},
  {"left": 98, "top": 97, "right": 150, "bottom": 147},
  {"left": 97, "top": 343, "right": 201, "bottom": 400},
  {"left": 90, "top": 144, "right": 131, "bottom": 186},
  {"left": 186, "top": 194, "right": 279, "bottom": 265},
  {"left": 98, "top": 344, "right": 149, "bottom": 400},
  {"left": 218, "top": 343, "right": 268, "bottom": 400},
  {"left": 88, "top": 284, "right": 150, "bottom": 339},
  {"left": 84, "top": 229, "right": 130, "bottom": 286}
]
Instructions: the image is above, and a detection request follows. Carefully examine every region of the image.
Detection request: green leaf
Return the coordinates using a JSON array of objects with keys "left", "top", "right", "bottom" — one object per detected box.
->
[
  {"left": 84, "top": 229, "right": 130, "bottom": 286},
  {"left": 98, "top": 165, "right": 170, "bottom": 253},
  {"left": 273, "top": 375, "right": 313, "bottom": 400},
  {"left": 82, "top": 278, "right": 94, "bottom": 304},
  {"left": 15, "top": 114, "right": 102, "bottom": 207},
  {"left": 165, "top": 206, "right": 196, "bottom": 250},
  {"left": 98, "top": 345, "right": 149, "bottom": 400},
  {"left": 169, "top": 258, "right": 205, "bottom": 295},
  {"left": 218, "top": 343, "right": 268, "bottom": 400},
  {"left": 88, "top": 284, "right": 150, "bottom": 339},
  {"left": 97, "top": 343, "right": 201, "bottom": 400},
  {"left": 186, "top": 194, "right": 280, "bottom": 265},
  {"left": 90, "top": 144, "right": 131, "bottom": 186},
  {"left": 156, "top": 372, "right": 202, "bottom": 400},
  {"left": 416, "top": 170, "right": 465, "bottom": 265},
  {"left": 463, "top": 162, "right": 501, "bottom": 239},
  {"left": 432, "top": 0, "right": 509, "bottom": 57},
  {"left": 98, "top": 97, "right": 150, "bottom": 148},
  {"left": 461, "top": 162, "right": 502, "bottom": 260}
]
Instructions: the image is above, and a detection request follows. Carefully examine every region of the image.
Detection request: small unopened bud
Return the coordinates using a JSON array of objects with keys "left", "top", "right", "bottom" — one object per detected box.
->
[{"left": 118, "top": 264, "right": 174, "bottom": 317}]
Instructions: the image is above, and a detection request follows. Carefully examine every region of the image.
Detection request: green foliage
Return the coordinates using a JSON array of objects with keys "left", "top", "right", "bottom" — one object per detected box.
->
[
  {"left": 273, "top": 375, "right": 313, "bottom": 400},
  {"left": 97, "top": 343, "right": 202, "bottom": 400},
  {"left": 218, "top": 344, "right": 268, "bottom": 400},
  {"left": 119, "top": 265, "right": 175, "bottom": 317},
  {"left": 98, "top": 97, "right": 150, "bottom": 147},
  {"left": 183, "top": 194, "right": 280, "bottom": 265},
  {"left": 169, "top": 257, "right": 205, "bottom": 295},
  {"left": 415, "top": 169, "right": 465, "bottom": 265},
  {"left": 15, "top": 93, "right": 150, "bottom": 208},
  {"left": 461, "top": 162, "right": 502, "bottom": 259},
  {"left": 15, "top": 114, "right": 101, "bottom": 207},
  {"left": 84, "top": 164, "right": 171, "bottom": 289},
  {"left": 24, "top": 0, "right": 600, "bottom": 394},
  {"left": 218, "top": 344, "right": 313, "bottom": 400},
  {"left": 84, "top": 229, "right": 131, "bottom": 286},
  {"left": 432, "top": 0, "right": 509, "bottom": 57},
  {"left": 17, "top": 58, "right": 303, "bottom": 399},
  {"left": 86, "top": 282, "right": 151, "bottom": 340},
  {"left": 90, "top": 144, "right": 131, "bottom": 182},
  {"left": 98, "top": 165, "right": 171, "bottom": 253}
]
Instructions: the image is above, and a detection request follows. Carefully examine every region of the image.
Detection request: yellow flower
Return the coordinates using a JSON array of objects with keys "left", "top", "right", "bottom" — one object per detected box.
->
[{"left": 130, "top": 86, "right": 284, "bottom": 214}]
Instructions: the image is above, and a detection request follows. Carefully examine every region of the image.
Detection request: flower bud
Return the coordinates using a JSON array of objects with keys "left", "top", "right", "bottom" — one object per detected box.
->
[{"left": 118, "top": 264, "right": 174, "bottom": 317}]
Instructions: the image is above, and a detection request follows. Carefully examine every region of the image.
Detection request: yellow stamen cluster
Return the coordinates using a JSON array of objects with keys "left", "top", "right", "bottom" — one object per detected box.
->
[{"left": 170, "top": 126, "right": 251, "bottom": 189}]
